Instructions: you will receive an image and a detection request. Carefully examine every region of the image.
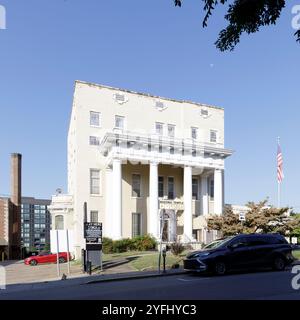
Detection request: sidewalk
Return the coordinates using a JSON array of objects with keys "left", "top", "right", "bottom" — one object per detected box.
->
[{"left": 0, "top": 267, "right": 185, "bottom": 295}]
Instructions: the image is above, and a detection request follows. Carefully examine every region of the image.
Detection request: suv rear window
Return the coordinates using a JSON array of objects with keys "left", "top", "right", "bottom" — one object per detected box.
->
[{"left": 263, "top": 235, "right": 287, "bottom": 245}]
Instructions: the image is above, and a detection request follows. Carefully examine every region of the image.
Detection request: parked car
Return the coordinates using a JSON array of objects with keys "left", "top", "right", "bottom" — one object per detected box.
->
[
  {"left": 24, "top": 252, "right": 72, "bottom": 266},
  {"left": 183, "top": 233, "right": 295, "bottom": 275}
]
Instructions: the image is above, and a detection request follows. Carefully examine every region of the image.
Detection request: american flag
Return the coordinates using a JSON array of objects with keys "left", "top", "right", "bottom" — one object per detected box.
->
[{"left": 277, "top": 142, "right": 284, "bottom": 183}]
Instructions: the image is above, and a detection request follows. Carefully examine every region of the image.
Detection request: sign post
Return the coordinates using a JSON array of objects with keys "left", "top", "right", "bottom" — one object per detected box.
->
[
  {"left": 56, "top": 230, "right": 60, "bottom": 278},
  {"left": 66, "top": 229, "right": 70, "bottom": 275},
  {"left": 84, "top": 222, "right": 103, "bottom": 274}
]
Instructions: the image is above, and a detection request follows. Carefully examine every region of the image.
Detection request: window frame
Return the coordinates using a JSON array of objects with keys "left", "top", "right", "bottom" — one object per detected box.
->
[
  {"left": 115, "top": 115, "right": 125, "bottom": 130},
  {"left": 191, "top": 127, "right": 198, "bottom": 140},
  {"left": 132, "top": 173, "right": 142, "bottom": 198},
  {"left": 90, "top": 111, "right": 101, "bottom": 127},
  {"left": 167, "top": 176, "right": 175, "bottom": 200},
  {"left": 210, "top": 129, "right": 218, "bottom": 143},
  {"left": 155, "top": 122, "right": 164, "bottom": 136},
  {"left": 132, "top": 213, "right": 142, "bottom": 238},
  {"left": 90, "top": 169, "right": 101, "bottom": 195}
]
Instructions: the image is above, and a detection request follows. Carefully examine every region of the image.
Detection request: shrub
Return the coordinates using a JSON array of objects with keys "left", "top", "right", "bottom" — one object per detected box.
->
[
  {"left": 102, "top": 235, "right": 157, "bottom": 254},
  {"left": 112, "top": 238, "right": 134, "bottom": 253},
  {"left": 102, "top": 237, "right": 114, "bottom": 254},
  {"left": 170, "top": 242, "right": 185, "bottom": 256},
  {"left": 132, "top": 235, "right": 157, "bottom": 251}
]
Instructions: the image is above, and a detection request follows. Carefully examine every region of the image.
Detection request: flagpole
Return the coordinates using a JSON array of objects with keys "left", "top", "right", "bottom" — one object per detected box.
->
[{"left": 277, "top": 136, "right": 281, "bottom": 208}]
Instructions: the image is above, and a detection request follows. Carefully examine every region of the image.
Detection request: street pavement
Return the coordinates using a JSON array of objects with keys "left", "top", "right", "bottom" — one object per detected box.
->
[{"left": 1, "top": 268, "right": 300, "bottom": 300}]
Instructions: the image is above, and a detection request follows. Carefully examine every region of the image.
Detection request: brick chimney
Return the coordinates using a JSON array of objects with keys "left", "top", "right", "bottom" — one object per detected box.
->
[{"left": 9, "top": 153, "right": 22, "bottom": 259}]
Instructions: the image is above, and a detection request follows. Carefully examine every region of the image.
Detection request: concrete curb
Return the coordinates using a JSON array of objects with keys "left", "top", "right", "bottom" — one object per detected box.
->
[{"left": 85, "top": 270, "right": 186, "bottom": 285}]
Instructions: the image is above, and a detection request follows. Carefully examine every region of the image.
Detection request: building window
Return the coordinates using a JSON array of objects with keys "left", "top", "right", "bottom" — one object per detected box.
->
[
  {"left": 168, "top": 177, "right": 175, "bottom": 200},
  {"left": 90, "top": 111, "right": 101, "bottom": 127},
  {"left": 209, "top": 179, "right": 214, "bottom": 200},
  {"left": 132, "top": 213, "right": 142, "bottom": 237},
  {"left": 115, "top": 115, "right": 125, "bottom": 129},
  {"left": 89, "top": 136, "right": 100, "bottom": 146},
  {"left": 155, "top": 122, "right": 164, "bottom": 135},
  {"left": 191, "top": 127, "right": 198, "bottom": 140},
  {"left": 90, "top": 169, "right": 100, "bottom": 195},
  {"left": 132, "top": 174, "right": 141, "bottom": 197},
  {"left": 55, "top": 215, "right": 64, "bottom": 230},
  {"left": 210, "top": 130, "right": 217, "bottom": 143},
  {"left": 201, "top": 109, "right": 209, "bottom": 117},
  {"left": 170, "top": 146, "right": 175, "bottom": 155},
  {"left": 90, "top": 211, "right": 98, "bottom": 223},
  {"left": 192, "top": 149, "right": 197, "bottom": 157},
  {"left": 158, "top": 176, "right": 164, "bottom": 197},
  {"left": 167, "top": 124, "right": 175, "bottom": 138},
  {"left": 159, "top": 145, "right": 163, "bottom": 153},
  {"left": 192, "top": 178, "right": 199, "bottom": 200}
]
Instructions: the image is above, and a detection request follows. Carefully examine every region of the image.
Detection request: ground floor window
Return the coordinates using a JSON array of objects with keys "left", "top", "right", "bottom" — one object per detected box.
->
[
  {"left": 158, "top": 176, "right": 164, "bottom": 197},
  {"left": 132, "top": 213, "right": 142, "bottom": 237},
  {"left": 90, "top": 211, "right": 98, "bottom": 223}
]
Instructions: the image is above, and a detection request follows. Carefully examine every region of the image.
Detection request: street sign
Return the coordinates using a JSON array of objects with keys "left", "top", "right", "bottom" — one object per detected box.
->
[
  {"left": 84, "top": 222, "right": 102, "bottom": 243},
  {"left": 239, "top": 212, "right": 246, "bottom": 221}
]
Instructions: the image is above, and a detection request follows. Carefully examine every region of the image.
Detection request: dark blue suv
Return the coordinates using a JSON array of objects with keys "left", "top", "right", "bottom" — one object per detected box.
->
[{"left": 183, "top": 233, "right": 295, "bottom": 275}]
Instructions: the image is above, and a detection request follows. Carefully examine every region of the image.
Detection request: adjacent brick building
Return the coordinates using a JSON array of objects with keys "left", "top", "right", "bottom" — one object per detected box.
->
[{"left": 0, "top": 154, "right": 22, "bottom": 260}]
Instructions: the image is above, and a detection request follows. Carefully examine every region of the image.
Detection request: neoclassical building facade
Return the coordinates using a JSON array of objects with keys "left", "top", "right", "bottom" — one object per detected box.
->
[{"left": 50, "top": 81, "right": 233, "bottom": 258}]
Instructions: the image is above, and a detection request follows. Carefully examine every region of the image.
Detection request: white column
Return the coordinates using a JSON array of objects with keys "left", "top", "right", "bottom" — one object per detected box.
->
[
  {"left": 184, "top": 166, "right": 193, "bottom": 241},
  {"left": 112, "top": 159, "right": 122, "bottom": 239},
  {"left": 201, "top": 176, "right": 209, "bottom": 216},
  {"left": 149, "top": 162, "right": 159, "bottom": 238},
  {"left": 104, "top": 168, "right": 113, "bottom": 237},
  {"left": 214, "top": 168, "right": 223, "bottom": 215}
]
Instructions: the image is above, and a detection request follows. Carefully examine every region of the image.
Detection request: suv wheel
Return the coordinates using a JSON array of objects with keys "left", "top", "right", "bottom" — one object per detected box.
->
[
  {"left": 214, "top": 262, "right": 226, "bottom": 275},
  {"left": 273, "top": 256, "right": 286, "bottom": 271}
]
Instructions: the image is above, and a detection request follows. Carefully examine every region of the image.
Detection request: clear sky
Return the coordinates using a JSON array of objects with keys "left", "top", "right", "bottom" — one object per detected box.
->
[{"left": 0, "top": 1, "right": 299, "bottom": 209}]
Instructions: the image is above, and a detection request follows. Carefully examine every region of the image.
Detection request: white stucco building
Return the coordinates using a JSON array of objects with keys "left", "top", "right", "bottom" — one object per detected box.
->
[{"left": 50, "top": 80, "right": 233, "bottom": 258}]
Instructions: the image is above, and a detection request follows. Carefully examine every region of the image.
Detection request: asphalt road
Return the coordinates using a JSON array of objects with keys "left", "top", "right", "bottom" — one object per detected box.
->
[{"left": 1, "top": 269, "right": 300, "bottom": 300}]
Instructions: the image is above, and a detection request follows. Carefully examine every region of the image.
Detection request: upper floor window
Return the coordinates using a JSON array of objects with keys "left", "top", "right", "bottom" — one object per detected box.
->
[
  {"left": 132, "top": 174, "right": 141, "bottom": 197},
  {"left": 90, "top": 169, "right": 100, "bottom": 195},
  {"left": 115, "top": 115, "right": 125, "bottom": 130},
  {"left": 168, "top": 177, "right": 175, "bottom": 200},
  {"left": 155, "top": 122, "right": 164, "bottom": 135},
  {"left": 191, "top": 127, "right": 198, "bottom": 140},
  {"left": 158, "top": 176, "right": 164, "bottom": 198},
  {"left": 90, "top": 111, "right": 101, "bottom": 127},
  {"left": 89, "top": 136, "right": 100, "bottom": 146},
  {"left": 167, "top": 124, "right": 175, "bottom": 138},
  {"left": 90, "top": 211, "right": 98, "bottom": 223},
  {"left": 210, "top": 130, "right": 218, "bottom": 143},
  {"left": 209, "top": 179, "right": 214, "bottom": 200},
  {"left": 192, "top": 178, "right": 199, "bottom": 200}
]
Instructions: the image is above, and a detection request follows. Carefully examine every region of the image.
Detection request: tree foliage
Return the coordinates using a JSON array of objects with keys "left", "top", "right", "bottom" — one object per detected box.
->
[
  {"left": 207, "top": 200, "right": 300, "bottom": 237},
  {"left": 174, "top": 0, "right": 299, "bottom": 51}
]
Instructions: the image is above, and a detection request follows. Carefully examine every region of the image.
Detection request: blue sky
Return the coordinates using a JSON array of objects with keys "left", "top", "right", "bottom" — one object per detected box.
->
[{"left": 0, "top": 1, "right": 299, "bottom": 209}]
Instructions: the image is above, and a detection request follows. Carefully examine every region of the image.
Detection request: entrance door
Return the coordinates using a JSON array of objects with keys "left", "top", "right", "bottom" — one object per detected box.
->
[{"left": 160, "top": 210, "right": 177, "bottom": 242}]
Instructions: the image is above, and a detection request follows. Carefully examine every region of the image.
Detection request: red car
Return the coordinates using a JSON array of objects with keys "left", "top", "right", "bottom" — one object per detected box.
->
[{"left": 24, "top": 252, "right": 72, "bottom": 266}]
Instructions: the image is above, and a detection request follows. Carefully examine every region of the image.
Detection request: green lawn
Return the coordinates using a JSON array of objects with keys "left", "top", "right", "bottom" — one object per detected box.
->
[
  {"left": 72, "top": 250, "right": 190, "bottom": 271},
  {"left": 129, "top": 252, "right": 184, "bottom": 271},
  {"left": 293, "top": 250, "right": 300, "bottom": 260}
]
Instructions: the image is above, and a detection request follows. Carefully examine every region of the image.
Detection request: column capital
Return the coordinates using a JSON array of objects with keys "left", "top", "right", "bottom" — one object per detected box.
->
[{"left": 149, "top": 161, "right": 159, "bottom": 166}]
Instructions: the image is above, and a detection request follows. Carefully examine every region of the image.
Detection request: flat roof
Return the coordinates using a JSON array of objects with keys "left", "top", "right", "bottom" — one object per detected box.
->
[{"left": 75, "top": 80, "right": 223, "bottom": 111}]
